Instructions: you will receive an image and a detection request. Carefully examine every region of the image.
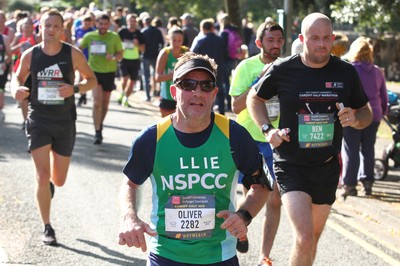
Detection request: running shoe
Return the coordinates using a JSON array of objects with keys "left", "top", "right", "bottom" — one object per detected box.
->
[
  {"left": 361, "top": 180, "right": 373, "bottom": 196},
  {"left": 93, "top": 131, "right": 103, "bottom": 145},
  {"left": 340, "top": 185, "right": 357, "bottom": 198},
  {"left": 258, "top": 257, "right": 273, "bottom": 266},
  {"left": 123, "top": 98, "right": 133, "bottom": 108},
  {"left": 77, "top": 94, "right": 87, "bottom": 106},
  {"left": 117, "top": 93, "right": 124, "bottom": 104},
  {"left": 236, "top": 237, "right": 249, "bottom": 253},
  {"left": 42, "top": 224, "right": 57, "bottom": 246}
]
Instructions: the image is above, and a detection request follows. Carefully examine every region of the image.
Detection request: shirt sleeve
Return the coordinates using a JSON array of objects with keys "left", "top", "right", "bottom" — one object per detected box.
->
[
  {"left": 230, "top": 60, "right": 252, "bottom": 97},
  {"left": 229, "top": 121, "right": 261, "bottom": 175},
  {"left": 122, "top": 125, "right": 157, "bottom": 185}
]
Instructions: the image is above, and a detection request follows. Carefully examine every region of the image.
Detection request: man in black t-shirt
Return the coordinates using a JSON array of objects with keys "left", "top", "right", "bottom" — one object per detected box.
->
[
  {"left": 247, "top": 12, "right": 373, "bottom": 265},
  {"left": 118, "top": 13, "right": 145, "bottom": 107}
]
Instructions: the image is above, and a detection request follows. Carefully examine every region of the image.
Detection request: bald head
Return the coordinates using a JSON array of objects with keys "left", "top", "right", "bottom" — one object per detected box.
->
[{"left": 301, "top": 12, "right": 332, "bottom": 36}]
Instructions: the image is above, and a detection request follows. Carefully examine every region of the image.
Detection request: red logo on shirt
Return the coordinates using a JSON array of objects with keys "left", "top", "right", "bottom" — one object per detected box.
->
[{"left": 171, "top": 196, "right": 181, "bottom": 205}]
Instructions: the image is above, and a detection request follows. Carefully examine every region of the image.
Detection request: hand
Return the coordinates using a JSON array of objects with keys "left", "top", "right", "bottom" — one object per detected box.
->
[
  {"left": 14, "top": 86, "right": 30, "bottom": 101},
  {"left": 217, "top": 210, "right": 248, "bottom": 241},
  {"left": 265, "top": 128, "right": 290, "bottom": 148},
  {"left": 336, "top": 102, "right": 355, "bottom": 127},
  {"left": 57, "top": 83, "right": 75, "bottom": 98},
  {"left": 118, "top": 217, "right": 157, "bottom": 252},
  {"left": 105, "top": 53, "right": 115, "bottom": 61}
]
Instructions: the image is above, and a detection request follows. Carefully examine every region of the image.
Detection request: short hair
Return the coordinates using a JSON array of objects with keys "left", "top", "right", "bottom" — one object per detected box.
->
[
  {"left": 41, "top": 10, "right": 64, "bottom": 25},
  {"left": 200, "top": 18, "right": 214, "bottom": 31},
  {"left": 152, "top": 16, "right": 163, "bottom": 27},
  {"left": 83, "top": 15, "right": 92, "bottom": 22},
  {"left": 96, "top": 13, "right": 110, "bottom": 22},
  {"left": 126, "top": 13, "right": 137, "bottom": 21},
  {"left": 256, "top": 21, "right": 284, "bottom": 41}
]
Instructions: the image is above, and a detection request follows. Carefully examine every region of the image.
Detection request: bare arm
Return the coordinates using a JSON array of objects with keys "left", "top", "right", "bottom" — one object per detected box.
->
[
  {"left": 246, "top": 88, "right": 270, "bottom": 128},
  {"left": 114, "top": 49, "right": 124, "bottom": 61},
  {"left": 2, "top": 35, "right": 12, "bottom": 65},
  {"left": 155, "top": 49, "right": 172, "bottom": 83},
  {"left": 11, "top": 49, "right": 32, "bottom": 101},
  {"left": 231, "top": 91, "right": 249, "bottom": 114},
  {"left": 217, "top": 171, "right": 269, "bottom": 241},
  {"left": 246, "top": 88, "right": 290, "bottom": 147},
  {"left": 118, "top": 179, "right": 157, "bottom": 252},
  {"left": 72, "top": 47, "right": 97, "bottom": 94},
  {"left": 239, "top": 183, "right": 270, "bottom": 222},
  {"left": 56, "top": 47, "right": 97, "bottom": 99}
]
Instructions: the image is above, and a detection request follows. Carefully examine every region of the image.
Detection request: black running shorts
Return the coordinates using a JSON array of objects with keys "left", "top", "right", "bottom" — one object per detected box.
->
[
  {"left": 26, "top": 118, "right": 76, "bottom": 157},
  {"left": 274, "top": 157, "right": 340, "bottom": 205},
  {"left": 120, "top": 59, "right": 140, "bottom": 80},
  {"left": 94, "top": 72, "right": 116, "bottom": 92}
]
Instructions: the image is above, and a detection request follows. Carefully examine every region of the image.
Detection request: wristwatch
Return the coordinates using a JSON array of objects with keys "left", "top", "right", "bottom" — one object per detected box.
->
[
  {"left": 261, "top": 124, "right": 274, "bottom": 134},
  {"left": 236, "top": 209, "right": 253, "bottom": 226},
  {"left": 74, "top": 85, "right": 80, "bottom": 93}
]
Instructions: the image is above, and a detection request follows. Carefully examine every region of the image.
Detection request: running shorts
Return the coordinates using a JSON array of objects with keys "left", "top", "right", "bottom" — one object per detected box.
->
[
  {"left": 94, "top": 72, "right": 116, "bottom": 92},
  {"left": 26, "top": 118, "right": 76, "bottom": 157},
  {"left": 274, "top": 156, "right": 340, "bottom": 205}
]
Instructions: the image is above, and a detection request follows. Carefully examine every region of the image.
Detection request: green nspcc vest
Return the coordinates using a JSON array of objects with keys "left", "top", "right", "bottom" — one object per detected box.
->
[{"left": 149, "top": 114, "right": 239, "bottom": 264}]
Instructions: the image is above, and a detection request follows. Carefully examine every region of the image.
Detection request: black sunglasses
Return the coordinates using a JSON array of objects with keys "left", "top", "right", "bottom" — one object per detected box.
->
[{"left": 176, "top": 79, "right": 216, "bottom": 92}]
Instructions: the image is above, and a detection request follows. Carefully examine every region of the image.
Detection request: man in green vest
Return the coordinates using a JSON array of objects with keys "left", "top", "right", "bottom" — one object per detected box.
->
[{"left": 119, "top": 52, "right": 273, "bottom": 265}]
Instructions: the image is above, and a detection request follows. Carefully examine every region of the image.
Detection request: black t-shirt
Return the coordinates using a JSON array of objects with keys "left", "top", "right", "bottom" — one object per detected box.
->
[
  {"left": 255, "top": 54, "right": 368, "bottom": 165},
  {"left": 118, "top": 27, "right": 145, "bottom": 45}
]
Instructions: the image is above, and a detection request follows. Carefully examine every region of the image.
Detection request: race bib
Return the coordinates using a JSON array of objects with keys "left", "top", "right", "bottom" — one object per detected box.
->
[
  {"left": 90, "top": 41, "right": 106, "bottom": 55},
  {"left": 38, "top": 81, "right": 64, "bottom": 105},
  {"left": 165, "top": 194, "right": 215, "bottom": 240},
  {"left": 123, "top": 40, "right": 134, "bottom": 49},
  {"left": 298, "top": 113, "right": 334, "bottom": 148},
  {"left": 265, "top": 96, "right": 279, "bottom": 121}
]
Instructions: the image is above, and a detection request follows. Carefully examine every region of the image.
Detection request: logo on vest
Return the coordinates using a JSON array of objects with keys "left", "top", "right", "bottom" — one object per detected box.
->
[
  {"left": 161, "top": 156, "right": 229, "bottom": 190},
  {"left": 38, "top": 64, "right": 63, "bottom": 80}
]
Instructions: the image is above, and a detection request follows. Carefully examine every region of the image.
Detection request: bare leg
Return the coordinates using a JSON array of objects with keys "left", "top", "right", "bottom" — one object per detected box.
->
[
  {"left": 31, "top": 145, "right": 70, "bottom": 225},
  {"left": 260, "top": 182, "right": 281, "bottom": 261},
  {"left": 101, "top": 91, "right": 112, "bottom": 124},
  {"left": 281, "top": 191, "right": 331, "bottom": 266},
  {"left": 92, "top": 86, "right": 103, "bottom": 131}
]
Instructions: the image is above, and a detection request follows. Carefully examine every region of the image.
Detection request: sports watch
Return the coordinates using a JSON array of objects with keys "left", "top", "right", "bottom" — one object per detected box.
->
[{"left": 261, "top": 124, "right": 274, "bottom": 134}]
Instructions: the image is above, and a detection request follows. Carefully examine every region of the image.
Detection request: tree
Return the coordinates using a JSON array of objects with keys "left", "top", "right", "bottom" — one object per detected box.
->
[{"left": 331, "top": 0, "right": 400, "bottom": 35}]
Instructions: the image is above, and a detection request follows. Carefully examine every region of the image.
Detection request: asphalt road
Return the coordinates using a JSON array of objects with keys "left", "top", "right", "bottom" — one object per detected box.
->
[{"left": 0, "top": 87, "right": 399, "bottom": 266}]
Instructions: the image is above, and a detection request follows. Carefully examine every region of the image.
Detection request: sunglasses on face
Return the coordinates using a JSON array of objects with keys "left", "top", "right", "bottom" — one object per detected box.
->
[{"left": 176, "top": 79, "right": 216, "bottom": 92}]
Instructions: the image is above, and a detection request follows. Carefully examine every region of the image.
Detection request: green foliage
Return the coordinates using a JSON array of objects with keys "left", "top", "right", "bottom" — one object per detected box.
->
[
  {"left": 330, "top": 0, "right": 400, "bottom": 35},
  {"left": 7, "top": 0, "right": 35, "bottom": 12}
]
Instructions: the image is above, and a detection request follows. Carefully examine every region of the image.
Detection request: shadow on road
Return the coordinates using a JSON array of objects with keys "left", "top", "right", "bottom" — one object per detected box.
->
[{"left": 56, "top": 239, "right": 146, "bottom": 265}]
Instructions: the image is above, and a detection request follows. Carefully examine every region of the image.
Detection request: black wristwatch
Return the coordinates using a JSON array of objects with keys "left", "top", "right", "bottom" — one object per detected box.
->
[
  {"left": 261, "top": 124, "right": 274, "bottom": 134},
  {"left": 236, "top": 209, "right": 253, "bottom": 226},
  {"left": 74, "top": 85, "right": 80, "bottom": 93}
]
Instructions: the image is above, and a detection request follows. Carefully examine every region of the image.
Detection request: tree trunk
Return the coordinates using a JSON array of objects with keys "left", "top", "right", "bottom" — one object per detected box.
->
[{"left": 224, "top": 0, "right": 242, "bottom": 35}]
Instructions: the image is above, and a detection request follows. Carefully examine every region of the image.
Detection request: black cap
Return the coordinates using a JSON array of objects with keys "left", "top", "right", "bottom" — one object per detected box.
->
[{"left": 173, "top": 58, "right": 216, "bottom": 83}]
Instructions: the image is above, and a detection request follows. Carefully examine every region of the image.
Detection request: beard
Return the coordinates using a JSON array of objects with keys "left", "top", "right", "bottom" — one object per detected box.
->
[{"left": 263, "top": 48, "right": 281, "bottom": 60}]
